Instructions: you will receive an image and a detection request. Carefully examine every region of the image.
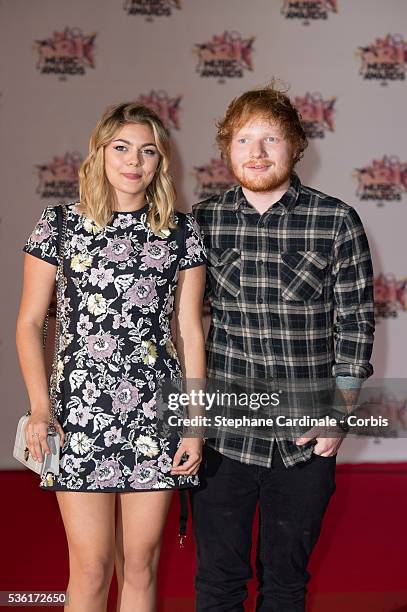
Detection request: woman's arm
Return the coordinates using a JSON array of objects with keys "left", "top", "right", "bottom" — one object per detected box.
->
[
  {"left": 16, "top": 254, "right": 65, "bottom": 461},
  {"left": 174, "top": 264, "right": 206, "bottom": 378},
  {"left": 170, "top": 264, "right": 206, "bottom": 476}
]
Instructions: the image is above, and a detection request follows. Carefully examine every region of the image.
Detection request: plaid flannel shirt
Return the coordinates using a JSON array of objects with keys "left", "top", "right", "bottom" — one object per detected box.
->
[{"left": 192, "top": 173, "right": 375, "bottom": 467}]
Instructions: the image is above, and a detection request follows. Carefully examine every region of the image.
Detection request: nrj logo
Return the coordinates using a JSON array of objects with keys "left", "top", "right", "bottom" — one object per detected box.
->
[
  {"left": 374, "top": 274, "right": 407, "bottom": 319},
  {"left": 34, "top": 27, "right": 96, "bottom": 79},
  {"left": 193, "top": 158, "right": 235, "bottom": 200},
  {"left": 281, "top": 0, "right": 337, "bottom": 24},
  {"left": 135, "top": 90, "right": 182, "bottom": 130},
  {"left": 353, "top": 156, "right": 407, "bottom": 204},
  {"left": 123, "top": 0, "right": 181, "bottom": 19},
  {"left": 357, "top": 34, "right": 407, "bottom": 83},
  {"left": 35, "top": 152, "right": 82, "bottom": 200},
  {"left": 194, "top": 31, "right": 255, "bottom": 82},
  {"left": 294, "top": 93, "right": 335, "bottom": 138}
]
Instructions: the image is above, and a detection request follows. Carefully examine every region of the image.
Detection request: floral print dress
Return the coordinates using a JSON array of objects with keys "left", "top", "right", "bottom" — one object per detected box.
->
[{"left": 23, "top": 202, "right": 206, "bottom": 492}]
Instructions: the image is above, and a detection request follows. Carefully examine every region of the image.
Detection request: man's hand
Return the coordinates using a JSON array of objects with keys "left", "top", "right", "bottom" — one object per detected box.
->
[{"left": 295, "top": 425, "right": 346, "bottom": 457}]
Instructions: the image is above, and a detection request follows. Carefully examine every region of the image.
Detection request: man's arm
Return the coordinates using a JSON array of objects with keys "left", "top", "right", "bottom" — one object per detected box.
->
[{"left": 332, "top": 206, "right": 375, "bottom": 413}]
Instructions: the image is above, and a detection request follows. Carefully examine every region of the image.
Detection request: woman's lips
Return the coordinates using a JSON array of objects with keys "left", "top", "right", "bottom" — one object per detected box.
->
[{"left": 122, "top": 172, "right": 142, "bottom": 180}]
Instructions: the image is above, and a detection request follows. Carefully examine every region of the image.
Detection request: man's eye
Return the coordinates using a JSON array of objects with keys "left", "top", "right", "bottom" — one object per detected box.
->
[
  {"left": 238, "top": 138, "right": 248, "bottom": 144},
  {"left": 265, "top": 137, "right": 277, "bottom": 143}
]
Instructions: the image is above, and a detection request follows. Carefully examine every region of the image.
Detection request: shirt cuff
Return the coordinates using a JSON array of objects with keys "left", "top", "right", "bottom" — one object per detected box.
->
[{"left": 335, "top": 376, "right": 364, "bottom": 390}]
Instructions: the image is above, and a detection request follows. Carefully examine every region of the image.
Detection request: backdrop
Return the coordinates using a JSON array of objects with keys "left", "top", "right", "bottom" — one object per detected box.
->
[{"left": 1, "top": 0, "right": 406, "bottom": 467}]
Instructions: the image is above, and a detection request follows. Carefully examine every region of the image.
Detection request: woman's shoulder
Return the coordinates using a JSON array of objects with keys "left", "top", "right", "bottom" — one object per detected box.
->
[
  {"left": 173, "top": 209, "right": 201, "bottom": 230},
  {"left": 41, "top": 201, "right": 81, "bottom": 217},
  {"left": 173, "top": 209, "right": 192, "bottom": 223},
  {"left": 64, "top": 201, "right": 81, "bottom": 215}
]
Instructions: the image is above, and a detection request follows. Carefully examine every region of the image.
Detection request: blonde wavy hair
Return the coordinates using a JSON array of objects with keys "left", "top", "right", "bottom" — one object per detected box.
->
[{"left": 77, "top": 102, "right": 177, "bottom": 233}]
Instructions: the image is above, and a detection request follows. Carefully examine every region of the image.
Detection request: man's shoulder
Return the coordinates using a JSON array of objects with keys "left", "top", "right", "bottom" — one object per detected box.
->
[
  {"left": 192, "top": 185, "right": 238, "bottom": 216},
  {"left": 300, "top": 183, "right": 353, "bottom": 216},
  {"left": 300, "top": 184, "right": 367, "bottom": 232}
]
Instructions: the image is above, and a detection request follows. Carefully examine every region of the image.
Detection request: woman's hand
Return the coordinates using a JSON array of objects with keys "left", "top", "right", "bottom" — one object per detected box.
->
[
  {"left": 25, "top": 411, "right": 65, "bottom": 463},
  {"left": 171, "top": 437, "right": 203, "bottom": 476}
]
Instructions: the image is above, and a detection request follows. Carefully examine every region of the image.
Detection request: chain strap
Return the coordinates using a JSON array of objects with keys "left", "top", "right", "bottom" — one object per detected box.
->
[{"left": 42, "top": 204, "right": 68, "bottom": 434}]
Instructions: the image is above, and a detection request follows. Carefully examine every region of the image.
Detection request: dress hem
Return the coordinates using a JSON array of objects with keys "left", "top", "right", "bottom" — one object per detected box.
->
[{"left": 39, "top": 483, "right": 199, "bottom": 493}]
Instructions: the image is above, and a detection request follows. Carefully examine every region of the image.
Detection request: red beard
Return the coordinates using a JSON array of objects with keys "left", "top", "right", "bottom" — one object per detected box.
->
[{"left": 230, "top": 159, "right": 295, "bottom": 193}]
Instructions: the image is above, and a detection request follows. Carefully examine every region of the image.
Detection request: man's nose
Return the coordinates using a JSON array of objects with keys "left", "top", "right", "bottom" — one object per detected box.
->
[{"left": 249, "top": 140, "right": 267, "bottom": 158}]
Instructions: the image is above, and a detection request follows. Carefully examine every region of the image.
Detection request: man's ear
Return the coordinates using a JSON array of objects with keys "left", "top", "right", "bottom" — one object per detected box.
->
[{"left": 220, "top": 150, "right": 232, "bottom": 170}]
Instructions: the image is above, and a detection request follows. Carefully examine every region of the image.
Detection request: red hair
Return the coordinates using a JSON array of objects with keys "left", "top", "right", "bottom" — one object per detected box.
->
[{"left": 216, "top": 82, "right": 308, "bottom": 164}]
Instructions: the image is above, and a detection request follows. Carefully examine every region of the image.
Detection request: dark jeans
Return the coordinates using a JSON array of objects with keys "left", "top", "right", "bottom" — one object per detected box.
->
[{"left": 190, "top": 443, "right": 337, "bottom": 612}]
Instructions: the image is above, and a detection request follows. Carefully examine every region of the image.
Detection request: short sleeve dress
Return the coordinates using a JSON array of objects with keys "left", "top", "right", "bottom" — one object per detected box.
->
[{"left": 23, "top": 202, "right": 206, "bottom": 492}]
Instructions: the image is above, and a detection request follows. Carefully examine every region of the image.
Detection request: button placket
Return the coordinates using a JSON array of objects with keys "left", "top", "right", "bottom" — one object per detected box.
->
[{"left": 257, "top": 218, "right": 268, "bottom": 312}]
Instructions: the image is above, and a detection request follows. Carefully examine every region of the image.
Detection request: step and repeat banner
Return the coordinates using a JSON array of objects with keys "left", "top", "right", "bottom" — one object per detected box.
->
[{"left": 1, "top": 0, "right": 406, "bottom": 466}]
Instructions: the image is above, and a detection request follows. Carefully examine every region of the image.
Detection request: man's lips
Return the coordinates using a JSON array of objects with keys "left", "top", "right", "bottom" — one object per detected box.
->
[
  {"left": 122, "top": 172, "right": 142, "bottom": 180},
  {"left": 244, "top": 163, "right": 273, "bottom": 171}
]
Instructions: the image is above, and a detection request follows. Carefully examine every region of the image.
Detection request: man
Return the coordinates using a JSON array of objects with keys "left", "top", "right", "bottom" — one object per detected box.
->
[{"left": 191, "top": 83, "right": 375, "bottom": 611}]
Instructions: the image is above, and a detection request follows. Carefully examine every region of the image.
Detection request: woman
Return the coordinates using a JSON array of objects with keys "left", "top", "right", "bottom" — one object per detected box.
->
[{"left": 16, "top": 103, "right": 207, "bottom": 612}]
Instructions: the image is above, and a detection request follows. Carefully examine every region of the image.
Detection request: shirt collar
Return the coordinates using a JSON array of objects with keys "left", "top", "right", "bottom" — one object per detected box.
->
[{"left": 226, "top": 172, "right": 302, "bottom": 214}]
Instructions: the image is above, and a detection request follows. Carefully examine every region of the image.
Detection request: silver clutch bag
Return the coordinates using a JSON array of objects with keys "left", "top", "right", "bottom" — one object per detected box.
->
[
  {"left": 13, "top": 413, "right": 61, "bottom": 487},
  {"left": 13, "top": 204, "right": 67, "bottom": 487}
]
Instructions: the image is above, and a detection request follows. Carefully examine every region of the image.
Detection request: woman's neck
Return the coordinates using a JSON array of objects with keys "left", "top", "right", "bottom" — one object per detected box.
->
[{"left": 113, "top": 191, "right": 146, "bottom": 213}]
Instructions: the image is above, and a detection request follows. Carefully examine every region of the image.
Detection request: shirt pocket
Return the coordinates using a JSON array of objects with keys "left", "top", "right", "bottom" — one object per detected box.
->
[
  {"left": 281, "top": 250, "right": 329, "bottom": 302},
  {"left": 207, "top": 247, "right": 241, "bottom": 299}
]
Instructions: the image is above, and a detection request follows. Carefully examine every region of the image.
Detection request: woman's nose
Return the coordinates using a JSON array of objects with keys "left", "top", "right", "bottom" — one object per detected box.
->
[{"left": 127, "top": 151, "right": 142, "bottom": 166}]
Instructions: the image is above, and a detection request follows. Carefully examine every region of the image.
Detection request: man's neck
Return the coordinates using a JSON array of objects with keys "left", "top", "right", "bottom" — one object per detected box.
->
[{"left": 241, "top": 178, "right": 290, "bottom": 215}]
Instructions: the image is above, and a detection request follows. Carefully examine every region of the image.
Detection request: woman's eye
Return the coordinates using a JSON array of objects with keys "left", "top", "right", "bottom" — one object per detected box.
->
[
  {"left": 142, "top": 148, "right": 157, "bottom": 156},
  {"left": 114, "top": 145, "right": 127, "bottom": 151}
]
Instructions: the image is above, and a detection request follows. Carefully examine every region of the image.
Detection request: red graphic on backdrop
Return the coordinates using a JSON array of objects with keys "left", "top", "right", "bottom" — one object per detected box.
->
[
  {"left": 36, "top": 153, "right": 82, "bottom": 200},
  {"left": 294, "top": 93, "right": 336, "bottom": 138},
  {"left": 281, "top": 0, "right": 337, "bottom": 24},
  {"left": 374, "top": 274, "right": 407, "bottom": 319},
  {"left": 123, "top": 0, "right": 181, "bottom": 19},
  {"left": 35, "top": 27, "right": 96, "bottom": 79},
  {"left": 357, "top": 34, "right": 407, "bottom": 83},
  {"left": 193, "top": 158, "right": 235, "bottom": 200},
  {"left": 135, "top": 90, "right": 182, "bottom": 130},
  {"left": 354, "top": 156, "right": 407, "bottom": 204},
  {"left": 194, "top": 31, "right": 255, "bottom": 82}
]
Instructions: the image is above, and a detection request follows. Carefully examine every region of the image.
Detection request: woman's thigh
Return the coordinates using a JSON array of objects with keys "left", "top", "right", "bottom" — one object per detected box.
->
[
  {"left": 116, "top": 490, "right": 173, "bottom": 565},
  {"left": 56, "top": 491, "right": 116, "bottom": 565}
]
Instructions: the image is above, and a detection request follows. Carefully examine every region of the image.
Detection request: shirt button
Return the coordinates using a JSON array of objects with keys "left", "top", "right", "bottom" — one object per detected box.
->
[
  {"left": 259, "top": 298, "right": 264, "bottom": 304},
  {"left": 262, "top": 338, "right": 269, "bottom": 344},
  {"left": 258, "top": 260, "right": 264, "bottom": 266}
]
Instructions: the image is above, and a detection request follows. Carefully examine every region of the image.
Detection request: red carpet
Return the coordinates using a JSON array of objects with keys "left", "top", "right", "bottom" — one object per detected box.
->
[{"left": 1, "top": 463, "right": 407, "bottom": 611}]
